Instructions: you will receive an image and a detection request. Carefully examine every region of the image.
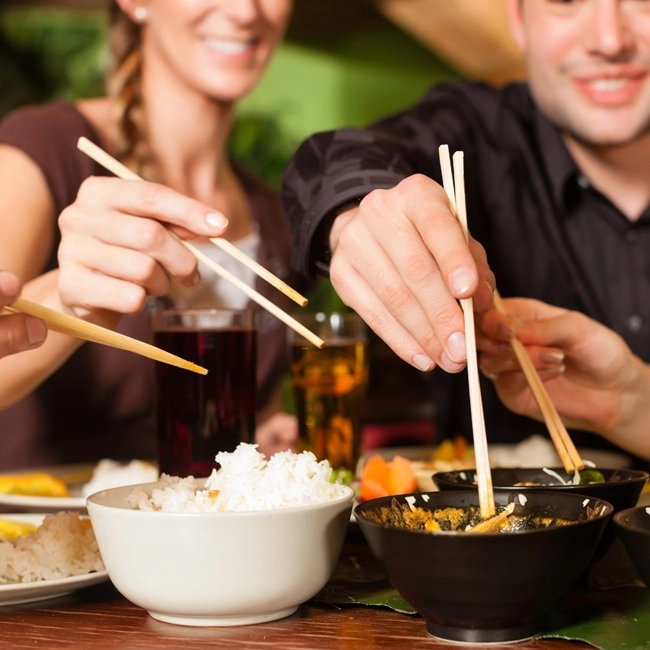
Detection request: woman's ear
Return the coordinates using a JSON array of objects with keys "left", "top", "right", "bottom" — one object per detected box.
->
[
  {"left": 114, "top": 0, "right": 148, "bottom": 24},
  {"left": 504, "top": 0, "right": 528, "bottom": 52}
]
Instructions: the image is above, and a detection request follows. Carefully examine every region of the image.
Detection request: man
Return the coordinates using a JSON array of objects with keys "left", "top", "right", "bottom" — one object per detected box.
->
[
  {"left": 0, "top": 271, "right": 46, "bottom": 358},
  {"left": 282, "top": 0, "right": 650, "bottom": 458}
]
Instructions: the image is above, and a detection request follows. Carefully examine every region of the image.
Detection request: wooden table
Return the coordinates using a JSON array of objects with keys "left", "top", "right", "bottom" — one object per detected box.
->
[{"left": 0, "top": 531, "right": 597, "bottom": 650}]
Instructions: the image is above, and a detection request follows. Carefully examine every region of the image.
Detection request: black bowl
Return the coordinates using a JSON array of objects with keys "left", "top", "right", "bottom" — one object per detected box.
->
[
  {"left": 614, "top": 506, "right": 650, "bottom": 586},
  {"left": 354, "top": 490, "right": 612, "bottom": 644},
  {"left": 433, "top": 467, "right": 647, "bottom": 559}
]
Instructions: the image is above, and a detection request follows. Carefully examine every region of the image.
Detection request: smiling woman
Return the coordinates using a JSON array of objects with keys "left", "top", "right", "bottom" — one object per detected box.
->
[{"left": 0, "top": 0, "right": 305, "bottom": 470}]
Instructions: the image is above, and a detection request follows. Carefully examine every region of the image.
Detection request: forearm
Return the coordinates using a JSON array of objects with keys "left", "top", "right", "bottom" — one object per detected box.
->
[{"left": 605, "top": 357, "right": 650, "bottom": 460}]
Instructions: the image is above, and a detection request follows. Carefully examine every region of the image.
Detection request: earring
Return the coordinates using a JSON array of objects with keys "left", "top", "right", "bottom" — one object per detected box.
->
[{"left": 133, "top": 6, "right": 147, "bottom": 23}]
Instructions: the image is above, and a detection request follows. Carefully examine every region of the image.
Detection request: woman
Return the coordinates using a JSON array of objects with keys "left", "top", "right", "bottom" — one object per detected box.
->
[
  {"left": 0, "top": 0, "right": 298, "bottom": 469},
  {"left": 477, "top": 298, "right": 650, "bottom": 460}
]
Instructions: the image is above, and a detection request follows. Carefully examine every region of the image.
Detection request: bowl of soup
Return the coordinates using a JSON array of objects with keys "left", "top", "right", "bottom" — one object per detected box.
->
[{"left": 354, "top": 489, "right": 612, "bottom": 644}]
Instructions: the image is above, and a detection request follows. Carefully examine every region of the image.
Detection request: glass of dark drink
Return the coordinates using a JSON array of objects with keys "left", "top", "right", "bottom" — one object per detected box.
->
[{"left": 152, "top": 308, "right": 256, "bottom": 477}]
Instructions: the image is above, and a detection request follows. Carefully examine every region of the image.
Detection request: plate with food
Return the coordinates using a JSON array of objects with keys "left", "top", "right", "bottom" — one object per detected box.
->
[
  {"left": 0, "top": 512, "right": 108, "bottom": 606},
  {"left": 0, "top": 460, "right": 159, "bottom": 513},
  {"left": 357, "top": 434, "right": 632, "bottom": 495}
]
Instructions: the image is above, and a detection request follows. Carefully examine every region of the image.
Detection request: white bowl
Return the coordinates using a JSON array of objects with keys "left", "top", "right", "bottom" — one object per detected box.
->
[{"left": 87, "top": 479, "right": 354, "bottom": 627}]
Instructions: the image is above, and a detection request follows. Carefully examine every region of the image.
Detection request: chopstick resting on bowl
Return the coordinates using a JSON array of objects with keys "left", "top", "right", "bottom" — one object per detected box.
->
[
  {"left": 439, "top": 145, "right": 495, "bottom": 519},
  {"left": 492, "top": 291, "right": 585, "bottom": 473},
  {"left": 1, "top": 298, "right": 207, "bottom": 375},
  {"left": 76, "top": 137, "right": 324, "bottom": 350}
]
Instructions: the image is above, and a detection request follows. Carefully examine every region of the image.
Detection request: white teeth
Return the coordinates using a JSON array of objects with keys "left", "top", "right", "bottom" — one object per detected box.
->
[
  {"left": 588, "top": 78, "right": 631, "bottom": 91},
  {"left": 203, "top": 38, "right": 252, "bottom": 55}
]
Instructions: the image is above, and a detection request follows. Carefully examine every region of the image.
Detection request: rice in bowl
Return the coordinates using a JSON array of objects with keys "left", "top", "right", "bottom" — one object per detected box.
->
[{"left": 127, "top": 443, "right": 350, "bottom": 512}]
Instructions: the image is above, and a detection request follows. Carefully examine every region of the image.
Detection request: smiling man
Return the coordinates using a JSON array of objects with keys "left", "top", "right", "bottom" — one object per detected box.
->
[{"left": 281, "top": 0, "right": 650, "bottom": 458}]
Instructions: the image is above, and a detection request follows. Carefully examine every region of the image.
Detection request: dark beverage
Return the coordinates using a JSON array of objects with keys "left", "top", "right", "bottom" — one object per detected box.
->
[{"left": 154, "top": 326, "right": 256, "bottom": 477}]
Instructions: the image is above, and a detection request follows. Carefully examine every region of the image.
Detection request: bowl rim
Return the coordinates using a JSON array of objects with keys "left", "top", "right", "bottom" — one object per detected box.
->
[
  {"left": 432, "top": 466, "right": 649, "bottom": 490},
  {"left": 353, "top": 489, "right": 614, "bottom": 537},
  {"left": 86, "top": 479, "right": 356, "bottom": 517},
  {"left": 613, "top": 505, "right": 650, "bottom": 533}
]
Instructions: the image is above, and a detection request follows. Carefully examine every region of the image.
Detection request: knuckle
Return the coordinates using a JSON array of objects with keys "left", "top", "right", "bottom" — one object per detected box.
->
[
  {"left": 123, "top": 286, "right": 147, "bottom": 314},
  {"left": 382, "top": 282, "right": 412, "bottom": 314},
  {"left": 133, "top": 220, "right": 167, "bottom": 251},
  {"left": 403, "top": 253, "right": 438, "bottom": 286}
]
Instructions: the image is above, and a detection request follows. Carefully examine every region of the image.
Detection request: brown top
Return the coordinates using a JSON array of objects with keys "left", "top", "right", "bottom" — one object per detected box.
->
[{"left": 0, "top": 101, "right": 302, "bottom": 470}]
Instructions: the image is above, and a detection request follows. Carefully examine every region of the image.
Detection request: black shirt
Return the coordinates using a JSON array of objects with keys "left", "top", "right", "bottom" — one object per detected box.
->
[{"left": 282, "top": 82, "right": 650, "bottom": 464}]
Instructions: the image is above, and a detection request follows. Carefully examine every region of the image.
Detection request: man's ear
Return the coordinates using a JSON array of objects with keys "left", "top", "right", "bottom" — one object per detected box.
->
[{"left": 504, "top": 0, "right": 528, "bottom": 52}]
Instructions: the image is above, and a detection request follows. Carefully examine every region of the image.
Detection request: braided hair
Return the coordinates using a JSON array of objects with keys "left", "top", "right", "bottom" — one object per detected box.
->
[{"left": 106, "top": 2, "right": 157, "bottom": 180}]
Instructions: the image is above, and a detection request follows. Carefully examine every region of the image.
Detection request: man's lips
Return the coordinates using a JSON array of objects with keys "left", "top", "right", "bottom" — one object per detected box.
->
[{"left": 573, "top": 72, "right": 646, "bottom": 105}]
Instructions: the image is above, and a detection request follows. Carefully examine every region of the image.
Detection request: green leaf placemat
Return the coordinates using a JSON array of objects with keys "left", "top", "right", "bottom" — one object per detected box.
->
[
  {"left": 539, "top": 586, "right": 650, "bottom": 650},
  {"left": 312, "top": 554, "right": 416, "bottom": 614}
]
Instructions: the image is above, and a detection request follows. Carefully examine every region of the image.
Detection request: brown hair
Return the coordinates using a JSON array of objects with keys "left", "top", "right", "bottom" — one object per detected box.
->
[{"left": 106, "top": 1, "right": 157, "bottom": 180}]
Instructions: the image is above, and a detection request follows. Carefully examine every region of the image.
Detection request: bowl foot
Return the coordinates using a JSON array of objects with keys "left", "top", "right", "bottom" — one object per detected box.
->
[
  {"left": 148, "top": 606, "right": 298, "bottom": 627},
  {"left": 426, "top": 620, "right": 539, "bottom": 645}
]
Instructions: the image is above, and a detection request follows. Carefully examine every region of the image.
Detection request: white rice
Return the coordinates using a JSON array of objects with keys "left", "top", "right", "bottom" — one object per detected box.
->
[
  {"left": 128, "top": 443, "right": 350, "bottom": 512},
  {"left": 0, "top": 512, "right": 105, "bottom": 584},
  {"left": 81, "top": 459, "right": 159, "bottom": 497}
]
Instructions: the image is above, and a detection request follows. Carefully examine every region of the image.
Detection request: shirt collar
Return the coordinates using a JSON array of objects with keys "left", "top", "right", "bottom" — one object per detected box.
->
[{"left": 533, "top": 106, "right": 581, "bottom": 210}]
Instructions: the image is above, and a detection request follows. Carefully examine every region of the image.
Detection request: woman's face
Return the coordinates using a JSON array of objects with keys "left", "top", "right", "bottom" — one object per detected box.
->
[{"left": 133, "top": 0, "right": 293, "bottom": 102}]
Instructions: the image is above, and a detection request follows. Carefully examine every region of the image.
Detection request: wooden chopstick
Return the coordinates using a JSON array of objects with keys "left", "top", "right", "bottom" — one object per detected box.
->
[
  {"left": 77, "top": 137, "right": 308, "bottom": 307},
  {"left": 77, "top": 137, "right": 323, "bottom": 350},
  {"left": 439, "top": 145, "right": 495, "bottom": 519},
  {"left": 492, "top": 291, "right": 584, "bottom": 472},
  {"left": 3, "top": 298, "right": 208, "bottom": 375}
]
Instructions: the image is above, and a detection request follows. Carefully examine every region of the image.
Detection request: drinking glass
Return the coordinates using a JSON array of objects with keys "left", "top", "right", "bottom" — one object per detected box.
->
[
  {"left": 288, "top": 311, "right": 369, "bottom": 473},
  {"left": 152, "top": 307, "right": 256, "bottom": 477}
]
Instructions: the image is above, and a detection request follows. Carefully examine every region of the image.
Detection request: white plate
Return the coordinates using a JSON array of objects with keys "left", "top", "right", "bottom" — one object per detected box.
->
[
  {"left": 0, "top": 464, "right": 94, "bottom": 513},
  {"left": 0, "top": 513, "right": 109, "bottom": 606}
]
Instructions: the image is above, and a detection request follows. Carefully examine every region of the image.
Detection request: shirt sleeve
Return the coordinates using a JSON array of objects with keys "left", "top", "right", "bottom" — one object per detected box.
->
[{"left": 281, "top": 83, "right": 482, "bottom": 279}]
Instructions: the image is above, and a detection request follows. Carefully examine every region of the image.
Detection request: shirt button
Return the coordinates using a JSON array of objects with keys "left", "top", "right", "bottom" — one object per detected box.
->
[
  {"left": 626, "top": 231, "right": 638, "bottom": 243},
  {"left": 627, "top": 315, "right": 643, "bottom": 333},
  {"left": 576, "top": 175, "right": 591, "bottom": 189}
]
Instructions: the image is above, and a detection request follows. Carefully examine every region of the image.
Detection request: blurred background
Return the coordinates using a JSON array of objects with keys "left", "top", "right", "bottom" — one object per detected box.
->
[{"left": 0, "top": 0, "right": 526, "bottom": 445}]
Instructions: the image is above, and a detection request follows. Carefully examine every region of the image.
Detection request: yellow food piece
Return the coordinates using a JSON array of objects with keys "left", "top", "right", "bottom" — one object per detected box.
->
[
  {"left": 0, "top": 472, "right": 70, "bottom": 497},
  {"left": 0, "top": 519, "right": 38, "bottom": 540}
]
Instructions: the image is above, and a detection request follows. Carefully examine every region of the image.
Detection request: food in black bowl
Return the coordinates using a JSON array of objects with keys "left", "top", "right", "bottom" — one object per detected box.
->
[
  {"left": 354, "top": 490, "right": 612, "bottom": 644},
  {"left": 613, "top": 506, "right": 650, "bottom": 586},
  {"left": 432, "top": 467, "right": 648, "bottom": 559}
]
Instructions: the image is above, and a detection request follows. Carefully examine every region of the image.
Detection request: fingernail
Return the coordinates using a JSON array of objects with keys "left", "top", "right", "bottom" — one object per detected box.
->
[
  {"left": 440, "top": 352, "right": 465, "bottom": 373},
  {"left": 446, "top": 331, "right": 466, "bottom": 362},
  {"left": 26, "top": 317, "right": 47, "bottom": 345},
  {"left": 541, "top": 364, "right": 565, "bottom": 377},
  {"left": 205, "top": 212, "right": 228, "bottom": 231},
  {"left": 540, "top": 350, "right": 565, "bottom": 364},
  {"left": 495, "top": 321, "right": 515, "bottom": 339},
  {"left": 413, "top": 353, "right": 434, "bottom": 371},
  {"left": 449, "top": 267, "right": 475, "bottom": 296}
]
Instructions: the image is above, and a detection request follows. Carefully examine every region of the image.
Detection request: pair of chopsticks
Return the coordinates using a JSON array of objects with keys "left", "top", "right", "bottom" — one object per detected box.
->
[
  {"left": 76, "top": 137, "right": 324, "bottom": 350},
  {"left": 492, "top": 292, "right": 585, "bottom": 473},
  {"left": 438, "top": 145, "right": 495, "bottom": 519},
  {"left": 1, "top": 298, "right": 208, "bottom": 375}
]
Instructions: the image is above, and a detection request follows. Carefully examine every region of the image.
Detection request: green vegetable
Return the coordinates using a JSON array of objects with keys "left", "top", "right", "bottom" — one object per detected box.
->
[
  {"left": 579, "top": 469, "right": 606, "bottom": 485},
  {"left": 329, "top": 468, "right": 355, "bottom": 486}
]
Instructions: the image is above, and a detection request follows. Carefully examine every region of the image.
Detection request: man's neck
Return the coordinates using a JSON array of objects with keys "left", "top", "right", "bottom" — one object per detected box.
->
[{"left": 563, "top": 133, "right": 650, "bottom": 222}]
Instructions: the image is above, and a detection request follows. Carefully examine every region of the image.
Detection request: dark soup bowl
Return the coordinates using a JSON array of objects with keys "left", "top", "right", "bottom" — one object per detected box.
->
[
  {"left": 433, "top": 467, "right": 648, "bottom": 559},
  {"left": 354, "top": 490, "right": 612, "bottom": 645},
  {"left": 614, "top": 506, "right": 650, "bottom": 586}
]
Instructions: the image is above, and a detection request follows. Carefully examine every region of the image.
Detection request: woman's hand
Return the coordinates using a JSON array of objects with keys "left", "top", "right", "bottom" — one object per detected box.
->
[
  {"left": 0, "top": 271, "right": 47, "bottom": 357},
  {"left": 328, "top": 174, "right": 495, "bottom": 374},
  {"left": 57, "top": 177, "right": 228, "bottom": 318},
  {"left": 476, "top": 298, "right": 650, "bottom": 458}
]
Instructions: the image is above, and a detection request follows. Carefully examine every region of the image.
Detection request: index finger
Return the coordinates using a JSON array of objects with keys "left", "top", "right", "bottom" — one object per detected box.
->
[{"left": 78, "top": 177, "right": 228, "bottom": 239}]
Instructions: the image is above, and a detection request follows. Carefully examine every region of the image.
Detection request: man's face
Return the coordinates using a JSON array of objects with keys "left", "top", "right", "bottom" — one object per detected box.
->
[{"left": 506, "top": 0, "right": 650, "bottom": 147}]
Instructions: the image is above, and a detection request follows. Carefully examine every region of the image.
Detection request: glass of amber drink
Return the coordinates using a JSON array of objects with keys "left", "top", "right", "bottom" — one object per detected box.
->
[{"left": 288, "top": 312, "right": 369, "bottom": 474}]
